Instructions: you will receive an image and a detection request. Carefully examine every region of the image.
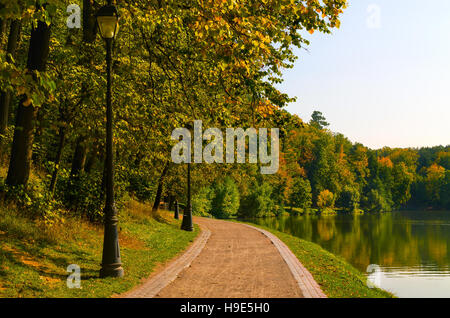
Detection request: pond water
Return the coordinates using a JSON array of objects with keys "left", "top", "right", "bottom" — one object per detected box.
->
[{"left": 246, "top": 211, "right": 450, "bottom": 298}]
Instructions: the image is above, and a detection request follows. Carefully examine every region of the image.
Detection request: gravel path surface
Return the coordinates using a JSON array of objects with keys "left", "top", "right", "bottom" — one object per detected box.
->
[{"left": 124, "top": 217, "right": 326, "bottom": 298}]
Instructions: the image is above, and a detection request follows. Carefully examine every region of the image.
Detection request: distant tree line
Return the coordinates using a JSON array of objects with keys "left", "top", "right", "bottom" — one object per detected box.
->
[{"left": 191, "top": 111, "right": 449, "bottom": 219}]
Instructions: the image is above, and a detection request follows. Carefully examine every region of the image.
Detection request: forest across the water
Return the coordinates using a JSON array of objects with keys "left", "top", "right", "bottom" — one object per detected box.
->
[{"left": 189, "top": 111, "right": 450, "bottom": 219}]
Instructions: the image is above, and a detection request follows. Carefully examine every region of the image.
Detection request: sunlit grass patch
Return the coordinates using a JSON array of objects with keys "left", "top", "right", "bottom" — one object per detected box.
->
[{"left": 0, "top": 201, "right": 199, "bottom": 298}]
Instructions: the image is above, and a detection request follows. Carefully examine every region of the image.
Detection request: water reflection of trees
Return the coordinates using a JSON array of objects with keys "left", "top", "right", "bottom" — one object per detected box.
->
[{"left": 254, "top": 212, "right": 450, "bottom": 272}]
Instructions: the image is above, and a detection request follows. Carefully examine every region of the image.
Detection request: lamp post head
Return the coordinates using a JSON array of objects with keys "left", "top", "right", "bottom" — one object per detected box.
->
[{"left": 96, "top": 4, "right": 120, "bottom": 40}]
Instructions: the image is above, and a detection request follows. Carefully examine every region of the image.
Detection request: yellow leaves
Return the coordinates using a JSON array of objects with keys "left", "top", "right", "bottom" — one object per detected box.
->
[
  {"left": 378, "top": 157, "right": 394, "bottom": 169},
  {"left": 40, "top": 276, "right": 61, "bottom": 286},
  {"left": 256, "top": 101, "right": 277, "bottom": 118},
  {"left": 427, "top": 163, "right": 445, "bottom": 177},
  {"left": 21, "top": 6, "right": 36, "bottom": 20},
  {"left": 308, "top": 29, "right": 315, "bottom": 35},
  {"left": 317, "top": 190, "right": 335, "bottom": 209},
  {"left": 22, "top": 97, "right": 32, "bottom": 107},
  {"left": 17, "top": 86, "right": 26, "bottom": 95}
]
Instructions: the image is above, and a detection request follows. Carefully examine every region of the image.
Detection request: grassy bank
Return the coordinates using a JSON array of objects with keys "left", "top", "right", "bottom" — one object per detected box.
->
[
  {"left": 0, "top": 200, "right": 199, "bottom": 298},
  {"left": 236, "top": 220, "right": 394, "bottom": 298}
]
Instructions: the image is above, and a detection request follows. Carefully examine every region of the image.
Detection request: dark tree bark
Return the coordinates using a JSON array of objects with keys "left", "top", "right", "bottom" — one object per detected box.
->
[
  {"left": 0, "top": 2, "right": 7, "bottom": 43},
  {"left": 6, "top": 20, "right": 51, "bottom": 186},
  {"left": 49, "top": 126, "right": 66, "bottom": 194},
  {"left": 85, "top": 142, "right": 100, "bottom": 174},
  {"left": 168, "top": 194, "right": 175, "bottom": 211},
  {"left": 0, "top": 19, "right": 21, "bottom": 135},
  {"left": 70, "top": 136, "right": 87, "bottom": 177},
  {"left": 152, "top": 163, "right": 170, "bottom": 213},
  {"left": 83, "top": 0, "right": 97, "bottom": 43}
]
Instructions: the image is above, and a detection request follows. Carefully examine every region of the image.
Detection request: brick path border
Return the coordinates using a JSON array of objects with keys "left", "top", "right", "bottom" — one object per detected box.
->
[{"left": 122, "top": 226, "right": 211, "bottom": 298}]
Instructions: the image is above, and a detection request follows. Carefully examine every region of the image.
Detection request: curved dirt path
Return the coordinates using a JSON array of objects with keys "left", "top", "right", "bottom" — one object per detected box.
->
[{"left": 124, "top": 217, "right": 326, "bottom": 298}]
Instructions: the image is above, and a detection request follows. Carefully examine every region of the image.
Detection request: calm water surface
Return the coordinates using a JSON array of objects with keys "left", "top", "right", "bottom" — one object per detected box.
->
[{"left": 247, "top": 211, "right": 450, "bottom": 298}]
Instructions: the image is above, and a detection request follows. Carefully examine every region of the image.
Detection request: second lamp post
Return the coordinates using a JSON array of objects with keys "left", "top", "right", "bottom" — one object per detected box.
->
[{"left": 180, "top": 162, "right": 193, "bottom": 231}]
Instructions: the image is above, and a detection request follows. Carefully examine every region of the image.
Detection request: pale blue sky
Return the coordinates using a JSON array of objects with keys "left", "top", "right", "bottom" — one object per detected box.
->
[{"left": 279, "top": 0, "right": 450, "bottom": 149}]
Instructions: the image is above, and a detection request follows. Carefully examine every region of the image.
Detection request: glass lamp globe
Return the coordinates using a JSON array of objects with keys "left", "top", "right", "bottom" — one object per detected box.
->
[{"left": 96, "top": 5, "right": 119, "bottom": 39}]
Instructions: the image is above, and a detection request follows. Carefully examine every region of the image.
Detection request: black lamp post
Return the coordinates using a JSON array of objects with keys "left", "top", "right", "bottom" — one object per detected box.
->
[
  {"left": 174, "top": 200, "right": 179, "bottom": 219},
  {"left": 96, "top": 1, "right": 123, "bottom": 278},
  {"left": 181, "top": 162, "right": 193, "bottom": 231}
]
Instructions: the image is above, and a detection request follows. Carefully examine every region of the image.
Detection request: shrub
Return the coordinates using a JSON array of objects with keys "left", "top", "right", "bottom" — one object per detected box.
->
[
  {"left": 210, "top": 177, "right": 240, "bottom": 219},
  {"left": 364, "top": 189, "right": 392, "bottom": 212},
  {"left": 57, "top": 171, "right": 104, "bottom": 222},
  {"left": 317, "top": 189, "right": 335, "bottom": 212},
  {"left": 337, "top": 186, "right": 360, "bottom": 212},
  {"left": 0, "top": 177, "right": 65, "bottom": 227},
  {"left": 272, "top": 205, "right": 287, "bottom": 217},
  {"left": 238, "top": 182, "right": 275, "bottom": 218},
  {"left": 192, "top": 186, "right": 213, "bottom": 216},
  {"left": 289, "top": 178, "right": 312, "bottom": 212},
  {"left": 127, "top": 172, "right": 155, "bottom": 202}
]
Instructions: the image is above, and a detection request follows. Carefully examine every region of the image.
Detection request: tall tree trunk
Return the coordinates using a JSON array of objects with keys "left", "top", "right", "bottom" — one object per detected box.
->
[
  {"left": 49, "top": 126, "right": 66, "bottom": 194},
  {"left": 6, "top": 20, "right": 51, "bottom": 187},
  {"left": 168, "top": 194, "right": 174, "bottom": 211},
  {"left": 83, "top": 0, "right": 97, "bottom": 43},
  {"left": 0, "top": 19, "right": 21, "bottom": 135},
  {"left": 70, "top": 136, "right": 87, "bottom": 177},
  {"left": 85, "top": 143, "right": 99, "bottom": 174},
  {"left": 152, "top": 163, "right": 170, "bottom": 213}
]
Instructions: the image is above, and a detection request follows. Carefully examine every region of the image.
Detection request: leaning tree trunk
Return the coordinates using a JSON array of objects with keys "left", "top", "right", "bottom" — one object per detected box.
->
[
  {"left": 6, "top": 20, "right": 51, "bottom": 187},
  {"left": 0, "top": 19, "right": 21, "bottom": 135},
  {"left": 152, "top": 163, "right": 170, "bottom": 213}
]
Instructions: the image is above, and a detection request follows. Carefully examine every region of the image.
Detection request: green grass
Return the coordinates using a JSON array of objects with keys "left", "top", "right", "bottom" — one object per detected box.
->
[
  {"left": 0, "top": 200, "right": 199, "bottom": 298},
  {"left": 235, "top": 220, "right": 394, "bottom": 298}
]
